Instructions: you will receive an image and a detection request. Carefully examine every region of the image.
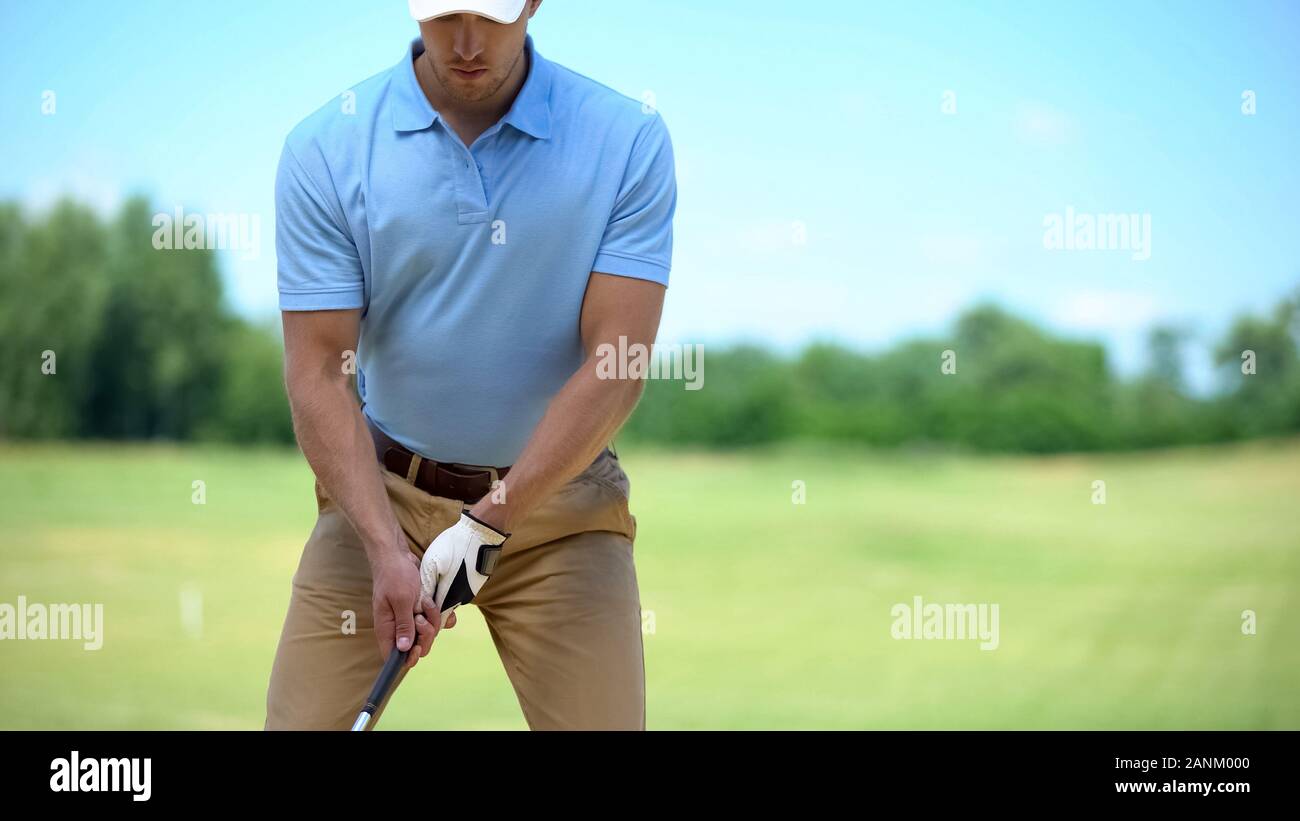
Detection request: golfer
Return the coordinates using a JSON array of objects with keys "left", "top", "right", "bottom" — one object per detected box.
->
[{"left": 264, "top": 0, "right": 675, "bottom": 730}]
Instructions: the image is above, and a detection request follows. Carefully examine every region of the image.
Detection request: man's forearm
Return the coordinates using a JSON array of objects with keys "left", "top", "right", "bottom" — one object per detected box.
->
[
  {"left": 469, "top": 358, "right": 642, "bottom": 532},
  {"left": 287, "top": 371, "right": 405, "bottom": 563}
]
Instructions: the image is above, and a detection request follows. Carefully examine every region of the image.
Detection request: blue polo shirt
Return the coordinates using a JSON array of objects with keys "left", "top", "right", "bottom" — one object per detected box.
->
[{"left": 275, "top": 35, "right": 676, "bottom": 466}]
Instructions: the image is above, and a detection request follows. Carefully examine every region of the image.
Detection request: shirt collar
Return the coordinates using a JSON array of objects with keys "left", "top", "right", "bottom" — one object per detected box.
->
[{"left": 392, "top": 34, "right": 552, "bottom": 140}]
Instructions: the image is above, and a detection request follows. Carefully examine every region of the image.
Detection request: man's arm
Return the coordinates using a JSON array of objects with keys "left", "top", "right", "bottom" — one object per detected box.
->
[
  {"left": 283, "top": 309, "right": 397, "bottom": 554},
  {"left": 468, "top": 272, "right": 666, "bottom": 532},
  {"left": 281, "top": 308, "right": 442, "bottom": 668}
]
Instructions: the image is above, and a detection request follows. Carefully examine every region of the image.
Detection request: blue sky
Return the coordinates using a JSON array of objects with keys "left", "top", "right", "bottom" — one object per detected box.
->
[{"left": 3, "top": 0, "right": 1298, "bottom": 388}]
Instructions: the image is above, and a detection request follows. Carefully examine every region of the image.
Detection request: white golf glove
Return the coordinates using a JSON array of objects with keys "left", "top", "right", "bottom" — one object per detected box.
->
[{"left": 419, "top": 512, "right": 509, "bottom": 627}]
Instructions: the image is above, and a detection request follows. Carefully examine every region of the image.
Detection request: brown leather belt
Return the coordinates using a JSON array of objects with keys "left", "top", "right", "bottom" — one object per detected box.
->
[{"left": 367, "top": 418, "right": 510, "bottom": 504}]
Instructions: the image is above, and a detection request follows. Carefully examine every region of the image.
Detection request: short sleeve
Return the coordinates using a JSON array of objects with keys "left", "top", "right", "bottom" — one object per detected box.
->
[
  {"left": 592, "top": 113, "right": 677, "bottom": 286},
  {"left": 275, "top": 141, "right": 365, "bottom": 311}
]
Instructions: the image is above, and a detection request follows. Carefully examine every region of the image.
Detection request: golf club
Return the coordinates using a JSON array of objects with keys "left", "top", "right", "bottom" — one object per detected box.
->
[
  {"left": 351, "top": 646, "right": 409, "bottom": 731},
  {"left": 351, "top": 552, "right": 448, "bottom": 731}
]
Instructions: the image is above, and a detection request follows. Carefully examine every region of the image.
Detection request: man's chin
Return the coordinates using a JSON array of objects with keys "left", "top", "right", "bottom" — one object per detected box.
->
[{"left": 439, "top": 75, "right": 499, "bottom": 103}]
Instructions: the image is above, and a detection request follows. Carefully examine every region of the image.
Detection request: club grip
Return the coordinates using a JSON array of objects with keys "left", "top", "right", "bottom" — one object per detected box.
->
[{"left": 362, "top": 647, "right": 408, "bottom": 715}]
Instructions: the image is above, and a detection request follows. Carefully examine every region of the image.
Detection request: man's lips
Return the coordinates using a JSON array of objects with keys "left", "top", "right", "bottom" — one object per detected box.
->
[{"left": 451, "top": 67, "right": 488, "bottom": 79}]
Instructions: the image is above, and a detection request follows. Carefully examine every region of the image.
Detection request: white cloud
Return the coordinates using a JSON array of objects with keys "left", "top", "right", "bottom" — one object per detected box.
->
[
  {"left": 21, "top": 145, "right": 126, "bottom": 217},
  {"left": 1014, "top": 101, "right": 1074, "bottom": 145},
  {"left": 732, "top": 217, "right": 811, "bottom": 253},
  {"left": 1049, "top": 289, "right": 1159, "bottom": 332},
  {"left": 25, "top": 173, "right": 122, "bottom": 217},
  {"left": 918, "top": 233, "right": 987, "bottom": 267}
]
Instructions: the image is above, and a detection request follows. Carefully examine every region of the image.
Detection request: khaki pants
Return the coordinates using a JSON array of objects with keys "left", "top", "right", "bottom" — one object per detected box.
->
[{"left": 264, "top": 449, "right": 644, "bottom": 730}]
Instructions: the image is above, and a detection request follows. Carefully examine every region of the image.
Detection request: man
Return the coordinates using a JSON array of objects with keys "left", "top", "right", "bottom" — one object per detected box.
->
[{"left": 265, "top": 0, "right": 675, "bottom": 730}]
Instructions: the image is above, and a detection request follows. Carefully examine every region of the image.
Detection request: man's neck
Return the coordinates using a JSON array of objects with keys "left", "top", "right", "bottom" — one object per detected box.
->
[{"left": 415, "top": 44, "right": 530, "bottom": 148}]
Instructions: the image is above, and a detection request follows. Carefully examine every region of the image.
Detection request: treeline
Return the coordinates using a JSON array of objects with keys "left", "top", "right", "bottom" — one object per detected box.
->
[
  {"left": 2, "top": 197, "right": 1297, "bottom": 452},
  {"left": 0, "top": 197, "right": 292, "bottom": 444},
  {"left": 624, "top": 298, "right": 1300, "bottom": 451}
]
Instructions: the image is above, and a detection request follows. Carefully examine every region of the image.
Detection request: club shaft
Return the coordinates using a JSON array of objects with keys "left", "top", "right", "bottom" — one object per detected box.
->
[{"left": 351, "top": 646, "right": 409, "bottom": 731}]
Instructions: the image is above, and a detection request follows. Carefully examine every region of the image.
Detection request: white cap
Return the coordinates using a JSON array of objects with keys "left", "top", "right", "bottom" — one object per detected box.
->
[{"left": 408, "top": 0, "right": 527, "bottom": 23}]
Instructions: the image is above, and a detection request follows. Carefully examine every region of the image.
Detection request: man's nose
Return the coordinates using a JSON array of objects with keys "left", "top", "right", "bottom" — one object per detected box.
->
[{"left": 451, "top": 17, "right": 487, "bottom": 61}]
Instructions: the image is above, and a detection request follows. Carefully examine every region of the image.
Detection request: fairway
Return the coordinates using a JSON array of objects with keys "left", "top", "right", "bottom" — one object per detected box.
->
[{"left": 0, "top": 440, "right": 1297, "bottom": 729}]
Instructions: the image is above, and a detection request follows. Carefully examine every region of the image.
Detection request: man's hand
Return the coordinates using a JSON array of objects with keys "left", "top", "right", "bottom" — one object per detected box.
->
[
  {"left": 419, "top": 513, "right": 509, "bottom": 624},
  {"left": 370, "top": 550, "right": 456, "bottom": 670}
]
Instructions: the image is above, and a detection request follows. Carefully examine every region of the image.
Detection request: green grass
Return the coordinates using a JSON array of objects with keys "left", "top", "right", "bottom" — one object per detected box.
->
[{"left": 1, "top": 439, "right": 1297, "bottom": 729}]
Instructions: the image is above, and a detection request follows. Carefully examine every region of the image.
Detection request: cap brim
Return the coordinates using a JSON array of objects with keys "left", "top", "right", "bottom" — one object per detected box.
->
[{"left": 408, "top": 0, "right": 527, "bottom": 24}]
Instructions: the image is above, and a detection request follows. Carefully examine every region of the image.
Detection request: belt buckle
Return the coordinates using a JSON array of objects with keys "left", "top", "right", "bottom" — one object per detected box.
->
[
  {"left": 446, "top": 463, "right": 498, "bottom": 484},
  {"left": 438, "top": 463, "right": 497, "bottom": 504},
  {"left": 474, "top": 466, "right": 502, "bottom": 503}
]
